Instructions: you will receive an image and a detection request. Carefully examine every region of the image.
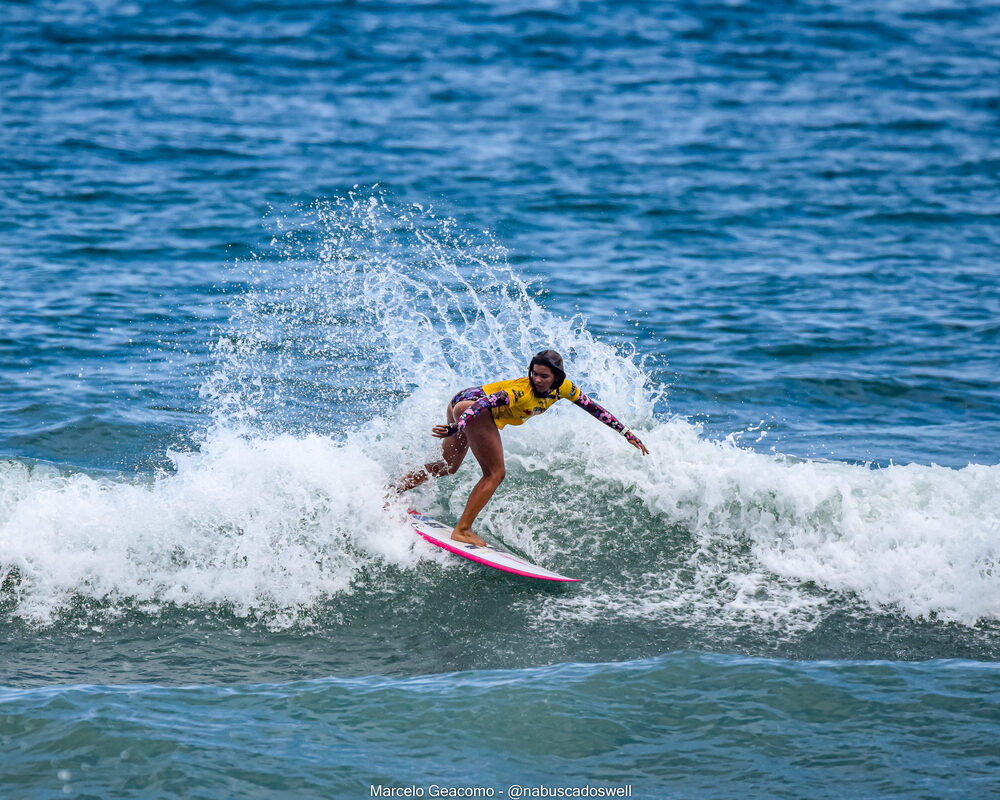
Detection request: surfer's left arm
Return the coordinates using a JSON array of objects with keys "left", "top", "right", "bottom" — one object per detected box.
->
[
  {"left": 571, "top": 393, "right": 650, "bottom": 455},
  {"left": 431, "top": 390, "right": 510, "bottom": 438}
]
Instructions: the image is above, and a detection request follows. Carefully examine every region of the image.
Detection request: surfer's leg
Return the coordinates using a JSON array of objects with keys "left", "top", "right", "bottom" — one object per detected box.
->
[
  {"left": 394, "top": 401, "right": 471, "bottom": 492},
  {"left": 451, "top": 411, "right": 504, "bottom": 547}
]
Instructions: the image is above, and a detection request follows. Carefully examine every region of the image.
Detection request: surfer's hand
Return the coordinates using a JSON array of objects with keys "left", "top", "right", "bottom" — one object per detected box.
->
[
  {"left": 432, "top": 423, "right": 457, "bottom": 438},
  {"left": 624, "top": 429, "right": 649, "bottom": 455}
]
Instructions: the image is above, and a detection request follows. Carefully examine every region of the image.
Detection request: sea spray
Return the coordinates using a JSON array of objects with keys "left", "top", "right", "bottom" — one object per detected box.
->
[{"left": 202, "top": 189, "right": 660, "bottom": 443}]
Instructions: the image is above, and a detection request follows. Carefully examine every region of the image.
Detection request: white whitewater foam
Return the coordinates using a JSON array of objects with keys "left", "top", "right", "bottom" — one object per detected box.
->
[
  {"left": 0, "top": 431, "right": 421, "bottom": 627},
  {"left": 3, "top": 414, "right": 995, "bottom": 630},
  {"left": 519, "top": 412, "right": 1000, "bottom": 630}
]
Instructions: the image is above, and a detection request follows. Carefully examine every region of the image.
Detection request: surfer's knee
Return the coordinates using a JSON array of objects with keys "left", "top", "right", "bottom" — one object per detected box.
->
[
  {"left": 483, "top": 466, "right": 505, "bottom": 486},
  {"left": 426, "top": 460, "right": 453, "bottom": 477}
]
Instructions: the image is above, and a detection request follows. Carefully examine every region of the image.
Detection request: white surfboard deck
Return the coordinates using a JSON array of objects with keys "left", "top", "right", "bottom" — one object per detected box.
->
[{"left": 408, "top": 509, "right": 579, "bottom": 583}]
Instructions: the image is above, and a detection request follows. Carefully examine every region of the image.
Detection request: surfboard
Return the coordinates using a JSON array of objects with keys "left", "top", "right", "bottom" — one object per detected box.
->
[{"left": 408, "top": 509, "right": 580, "bottom": 582}]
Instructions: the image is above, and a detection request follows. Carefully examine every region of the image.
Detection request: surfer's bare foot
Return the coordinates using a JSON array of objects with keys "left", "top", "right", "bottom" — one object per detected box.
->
[{"left": 451, "top": 527, "right": 488, "bottom": 547}]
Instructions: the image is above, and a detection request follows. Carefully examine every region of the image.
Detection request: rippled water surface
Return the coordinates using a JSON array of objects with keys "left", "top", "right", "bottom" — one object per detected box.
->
[{"left": 2, "top": 1, "right": 999, "bottom": 797}]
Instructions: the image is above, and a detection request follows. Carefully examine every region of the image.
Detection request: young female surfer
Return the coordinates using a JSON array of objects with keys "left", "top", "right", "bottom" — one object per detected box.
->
[{"left": 396, "top": 349, "right": 649, "bottom": 546}]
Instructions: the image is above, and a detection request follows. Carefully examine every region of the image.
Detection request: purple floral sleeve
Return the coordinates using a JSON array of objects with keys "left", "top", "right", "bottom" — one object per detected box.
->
[
  {"left": 572, "top": 392, "right": 645, "bottom": 447},
  {"left": 447, "top": 390, "right": 510, "bottom": 436}
]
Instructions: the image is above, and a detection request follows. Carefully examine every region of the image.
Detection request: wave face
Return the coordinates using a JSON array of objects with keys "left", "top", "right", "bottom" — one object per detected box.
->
[{"left": 2, "top": 195, "right": 997, "bottom": 678}]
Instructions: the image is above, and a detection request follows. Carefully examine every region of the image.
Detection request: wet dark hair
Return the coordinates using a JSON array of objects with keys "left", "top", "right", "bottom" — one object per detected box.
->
[{"left": 528, "top": 349, "right": 566, "bottom": 395}]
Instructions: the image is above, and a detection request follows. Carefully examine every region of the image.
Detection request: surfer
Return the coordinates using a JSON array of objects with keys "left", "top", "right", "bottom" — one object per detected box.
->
[{"left": 396, "top": 349, "right": 649, "bottom": 546}]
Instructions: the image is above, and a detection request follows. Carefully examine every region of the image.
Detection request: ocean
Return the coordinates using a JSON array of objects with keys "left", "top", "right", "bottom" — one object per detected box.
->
[{"left": 1, "top": 1, "right": 999, "bottom": 797}]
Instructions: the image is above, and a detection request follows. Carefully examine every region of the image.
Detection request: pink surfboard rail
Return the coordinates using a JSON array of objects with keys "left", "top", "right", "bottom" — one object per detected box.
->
[{"left": 408, "top": 509, "right": 580, "bottom": 582}]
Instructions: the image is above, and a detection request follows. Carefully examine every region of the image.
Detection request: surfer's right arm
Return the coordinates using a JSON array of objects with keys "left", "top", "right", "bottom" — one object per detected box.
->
[{"left": 432, "top": 390, "right": 510, "bottom": 438}]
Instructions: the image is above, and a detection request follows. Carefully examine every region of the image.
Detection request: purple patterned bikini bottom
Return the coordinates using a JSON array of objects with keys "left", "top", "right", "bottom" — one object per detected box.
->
[{"left": 450, "top": 386, "right": 486, "bottom": 407}]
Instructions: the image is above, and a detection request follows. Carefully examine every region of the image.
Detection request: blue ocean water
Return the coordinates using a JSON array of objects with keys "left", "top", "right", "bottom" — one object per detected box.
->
[{"left": 2, "top": 1, "right": 999, "bottom": 797}]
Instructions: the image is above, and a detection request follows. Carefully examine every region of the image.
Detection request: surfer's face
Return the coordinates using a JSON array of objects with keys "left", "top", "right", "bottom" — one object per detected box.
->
[{"left": 530, "top": 364, "right": 557, "bottom": 395}]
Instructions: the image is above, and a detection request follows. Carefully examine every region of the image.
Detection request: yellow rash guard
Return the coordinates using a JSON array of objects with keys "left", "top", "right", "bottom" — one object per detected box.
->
[
  {"left": 448, "top": 376, "right": 645, "bottom": 449},
  {"left": 480, "top": 376, "right": 581, "bottom": 429}
]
